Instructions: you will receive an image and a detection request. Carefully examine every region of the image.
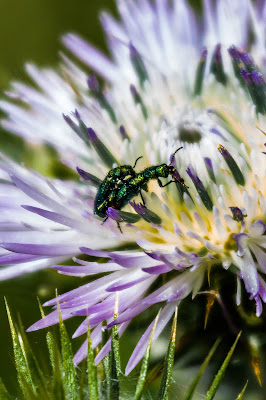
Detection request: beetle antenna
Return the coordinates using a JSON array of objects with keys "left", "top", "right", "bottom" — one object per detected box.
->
[
  {"left": 133, "top": 156, "right": 143, "bottom": 168},
  {"left": 169, "top": 147, "right": 183, "bottom": 166}
]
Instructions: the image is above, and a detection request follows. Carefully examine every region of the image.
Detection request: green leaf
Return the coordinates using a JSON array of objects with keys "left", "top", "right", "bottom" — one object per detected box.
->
[
  {"left": 234, "top": 380, "right": 248, "bottom": 400},
  {"left": 109, "top": 302, "right": 120, "bottom": 400},
  {"left": 56, "top": 298, "right": 79, "bottom": 400},
  {"left": 102, "top": 323, "right": 111, "bottom": 399},
  {"left": 47, "top": 329, "right": 63, "bottom": 399},
  {"left": 204, "top": 332, "right": 242, "bottom": 400},
  {"left": 87, "top": 319, "right": 99, "bottom": 400},
  {"left": 183, "top": 338, "right": 221, "bottom": 400},
  {"left": 5, "top": 299, "right": 37, "bottom": 399},
  {"left": 17, "top": 313, "right": 50, "bottom": 400},
  {"left": 0, "top": 377, "right": 10, "bottom": 400},
  {"left": 78, "top": 360, "right": 87, "bottom": 399},
  {"left": 111, "top": 319, "right": 121, "bottom": 376},
  {"left": 134, "top": 310, "right": 161, "bottom": 400},
  {"left": 38, "top": 300, "right": 63, "bottom": 399},
  {"left": 157, "top": 306, "right": 178, "bottom": 400}
]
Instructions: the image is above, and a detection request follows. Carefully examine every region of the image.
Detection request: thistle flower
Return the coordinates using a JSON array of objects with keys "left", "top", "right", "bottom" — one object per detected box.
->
[{"left": 0, "top": 0, "right": 265, "bottom": 375}]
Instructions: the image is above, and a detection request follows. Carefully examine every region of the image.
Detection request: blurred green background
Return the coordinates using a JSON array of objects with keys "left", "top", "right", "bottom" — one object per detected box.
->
[
  {"left": 0, "top": 0, "right": 264, "bottom": 398},
  {"left": 0, "top": 0, "right": 117, "bottom": 91},
  {"left": 0, "top": 0, "right": 118, "bottom": 394}
]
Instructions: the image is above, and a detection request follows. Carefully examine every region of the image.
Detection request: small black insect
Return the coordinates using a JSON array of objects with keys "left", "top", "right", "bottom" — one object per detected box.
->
[{"left": 94, "top": 147, "right": 185, "bottom": 227}]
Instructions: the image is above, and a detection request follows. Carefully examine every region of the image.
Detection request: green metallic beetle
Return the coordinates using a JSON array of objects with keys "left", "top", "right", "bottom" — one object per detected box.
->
[
  {"left": 94, "top": 156, "right": 143, "bottom": 218},
  {"left": 94, "top": 148, "right": 184, "bottom": 222}
]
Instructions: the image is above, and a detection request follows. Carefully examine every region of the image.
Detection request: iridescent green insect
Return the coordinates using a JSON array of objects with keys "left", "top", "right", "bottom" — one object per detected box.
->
[
  {"left": 94, "top": 156, "right": 143, "bottom": 218},
  {"left": 95, "top": 147, "right": 184, "bottom": 222}
]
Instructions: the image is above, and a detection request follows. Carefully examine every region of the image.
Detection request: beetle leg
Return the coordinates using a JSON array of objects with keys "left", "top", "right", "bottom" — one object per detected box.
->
[
  {"left": 140, "top": 190, "right": 146, "bottom": 206},
  {"left": 133, "top": 156, "right": 143, "bottom": 168},
  {"left": 157, "top": 178, "right": 163, "bottom": 187},
  {"left": 102, "top": 216, "right": 122, "bottom": 233},
  {"left": 117, "top": 222, "right": 123, "bottom": 233},
  {"left": 158, "top": 179, "right": 175, "bottom": 188},
  {"left": 101, "top": 216, "right": 109, "bottom": 225},
  {"left": 143, "top": 183, "right": 148, "bottom": 192}
]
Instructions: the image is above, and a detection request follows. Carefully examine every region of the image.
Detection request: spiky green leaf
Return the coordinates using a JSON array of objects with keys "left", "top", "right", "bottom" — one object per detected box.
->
[
  {"left": 87, "top": 319, "right": 99, "bottom": 400},
  {"left": 0, "top": 377, "right": 10, "bottom": 400},
  {"left": 38, "top": 298, "right": 63, "bottom": 398},
  {"left": 5, "top": 299, "right": 37, "bottom": 399},
  {"left": 102, "top": 323, "right": 111, "bottom": 400},
  {"left": 134, "top": 310, "right": 160, "bottom": 400},
  {"left": 57, "top": 298, "right": 79, "bottom": 400},
  {"left": 109, "top": 304, "right": 120, "bottom": 400},
  {"left": 204, "top": 332, "right": 241, "bottom": 400},
  {"left": 183, "top": 338, "right": 221, "bottom": 400},
  {"left": 234, "top": 380, "right": 248, "bottom": 400},
  {"left": 157, "top": 306, "right": 178, "bottom": 400},
  {"left": 17, "top": 312, "right": 50, "bottom": 399}
]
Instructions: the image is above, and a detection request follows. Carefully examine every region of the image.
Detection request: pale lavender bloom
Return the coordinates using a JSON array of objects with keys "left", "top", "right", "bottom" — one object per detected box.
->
[{"left": 0, "top": 0, "right": 266, "bottom": 374}]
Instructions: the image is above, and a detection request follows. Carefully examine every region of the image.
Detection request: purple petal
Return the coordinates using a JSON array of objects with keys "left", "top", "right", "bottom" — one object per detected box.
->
[
  {"left": 167, "top": 288, "right": 186, "bottom": 303},
  {"left": 249, "top": 243, "right": 266, "bottom": 273},
  {"left": 107, "top": 279, "right": 157, "bottom": 328},
  {"left": 80, "top": 247, "right": 110, "bottom": 258},
  {"left": 73, "top": 318, "right": 92, "bottom": 338},
  {"left": 248, "top": 220, "right": 266, "bottom": 237},
  {"left": 73, "top": 296, "right": 116, "bottom": 321},
  {"left": 240, "top": 69, "right": 252, "bottom": 84},
  {"left": 43, "top": 273, "right": 120, "bottom": 306},
  {"left": 87, "top": 74, "right": 100, "bottom": 92},
  {"left": 254, "top": 295, "right": 263, "bottom": 317},
  {"left": 106, "top": 207, "right": 122, "bottom": 221},
  {"left": 250, "top": 70, "right": 265, "bottom": 86},
  {"left": 142, "top": 264, "right": 171, "bottom": 274},
  {"left": 10, "top": 174, "right": 69, "bottom": 214},
  {"left": 119, "top": 125, "right": 128, "bottom": 139},
  {"left": 240, "top": 251, "right": 259, "bottom": 296},
  {"left": 108, "top": 279, "right": 175, "bottom": 327},
  {"left": 107, "top": 302, "right": 150, "bottom": 329},
  {"left": 228, "top": 45, "right": 240, "bottom": 62},
  {"left": 234, "top": 233, "right": 249, "bottom": 256},
  {"left": 106, "top": 272, "right": 151, "bottom": 292},
  {"left": 94, "top": 321, "right": 130, "bottom": 366},
  {"left": 81, "top": 247, "right": 152, "bottom": 269},
  {"left": 58, "top": 288, "right": 107, "bottom": 310},
  {"left": 125, "top": 303, "right": 176, "bottom": 375},
  {"left": 238, "top": 50, "right": 255, "bottom": 67},
  {"left": 27, "top": 308, "right": 75, "bottom": 331},
  {"left": 62, "top": 34, "right": 118, "bottom": 82},
  {"left": 22, "top": 205, "right": 88, "bottom": 232},
  {"left": 53, "top": 261, "right": 122, "bottom": 277},
  {"left": 204, "top": 157, "right": 213, "bottom": 170},
  {"left": 258, "top": 277, "right": 266, "bottom": 303},
  {"left": 110, "top": 254, "right": 152, "bottom": 269},
  {"left": 186, "top": 165, "right": 204, "bottom": 189},
  {"left": 0, "top": 242, "right": 78, "bottom": 256},
  {"left": 73, "top": 324, "right": 103, "bottom": 365},
  {"left": 86, "top": 308, "right": 115, "bottom": 327},
  {"left": 0, "top": 253, "right": 42, "bottom": 265}
]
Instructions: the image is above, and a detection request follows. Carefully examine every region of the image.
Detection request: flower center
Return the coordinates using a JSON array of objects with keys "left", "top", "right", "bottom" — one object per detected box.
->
[{"left": 178, "top": 126, "right": 202, "bottom": 143}]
